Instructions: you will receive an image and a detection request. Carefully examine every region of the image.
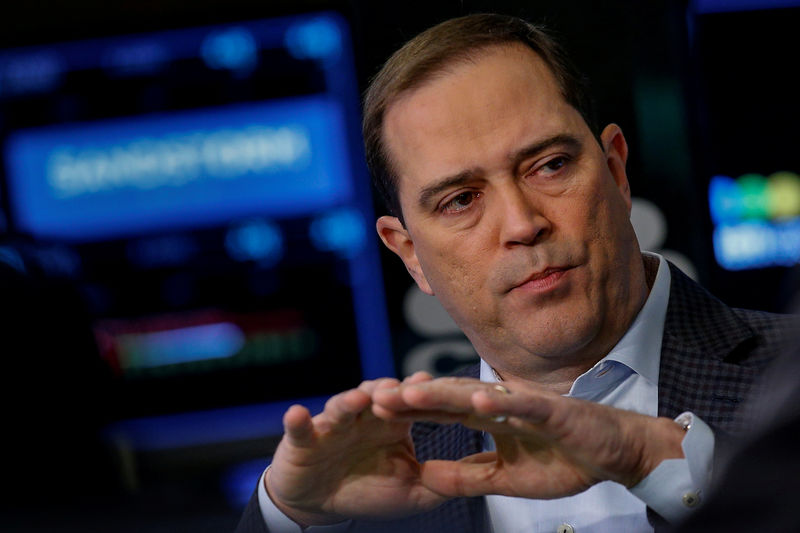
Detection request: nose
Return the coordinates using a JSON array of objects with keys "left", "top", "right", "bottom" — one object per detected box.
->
[{"left": 496, "top": 184, "right": 550, "bottom": 246}]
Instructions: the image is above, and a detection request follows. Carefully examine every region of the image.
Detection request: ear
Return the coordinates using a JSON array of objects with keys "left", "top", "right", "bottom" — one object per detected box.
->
[
  {"left": 600, "top": 123, "right": 632, "bottom": 213},
  {"left": 376, "top": 216, "right": 434, "bottom": 295}
]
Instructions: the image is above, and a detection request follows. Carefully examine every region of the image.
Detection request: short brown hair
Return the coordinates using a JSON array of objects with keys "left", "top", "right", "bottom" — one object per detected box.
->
[{"left": 362, "top": 13, "right": 598, "bottom": 222}]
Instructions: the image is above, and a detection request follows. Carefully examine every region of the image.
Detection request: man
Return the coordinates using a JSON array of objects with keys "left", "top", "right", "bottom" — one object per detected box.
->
[{"left": 236, "top": 14, "right": 794, "bottom": 533}]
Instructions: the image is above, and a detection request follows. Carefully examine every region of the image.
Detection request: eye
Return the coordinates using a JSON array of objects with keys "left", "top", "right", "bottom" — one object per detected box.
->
[
  {"left": 539, "top": 155, "right": 569, "bottom": 174},
  {"left": 440, "top": 191, "right": 480, "bottom": 214}
]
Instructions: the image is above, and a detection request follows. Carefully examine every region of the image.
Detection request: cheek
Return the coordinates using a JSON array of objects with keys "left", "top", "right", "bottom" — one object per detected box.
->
[
  {"left": 578, "top": 192, "right": 637, "bottom": 281},
  {"left": 421, "top": 239, "right": 492, "bottom": 301},
  {"left": 554, "top": 195, "right": 603, "bottom": 251},
  {"left": 433, "top": 248, "right": 479, "bottom": 292}
]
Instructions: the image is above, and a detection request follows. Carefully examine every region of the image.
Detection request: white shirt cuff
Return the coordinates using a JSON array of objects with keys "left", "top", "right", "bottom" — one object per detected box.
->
[
  {"left": 630, "top": 412, "right": 714, "bottom": 523},
  {"left": 257, "top": 467, "right": 352, "bottom": 533}
]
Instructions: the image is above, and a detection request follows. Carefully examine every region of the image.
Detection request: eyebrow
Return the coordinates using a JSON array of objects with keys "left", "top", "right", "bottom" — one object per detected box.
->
[
  {"left": 509, "top": 134, "right": 583, "bottom": 166},
  {"left": 417, "top": 170, "right": 477, "bottom": 210},
  {"left": 416, "top": 133, "right": 584, "bottom": 210}
]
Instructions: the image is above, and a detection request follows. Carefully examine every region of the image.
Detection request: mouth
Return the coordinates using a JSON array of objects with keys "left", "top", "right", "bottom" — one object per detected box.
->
[{"left": 510, "top": 266, "right": 572, "bottom": 293}]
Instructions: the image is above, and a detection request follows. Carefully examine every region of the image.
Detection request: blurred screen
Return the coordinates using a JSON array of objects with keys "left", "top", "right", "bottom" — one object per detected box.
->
[
  {"left": 0, "top": 11, "right": 393, "bottom": 448},
  {"left": 688, "top": 0, "right": 800, "bottom": 310}
]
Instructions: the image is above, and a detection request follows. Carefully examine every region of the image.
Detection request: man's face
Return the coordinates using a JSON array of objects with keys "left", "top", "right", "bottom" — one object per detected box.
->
[{"left": 377, "top": 44, "right": 647, "bottom": 377}]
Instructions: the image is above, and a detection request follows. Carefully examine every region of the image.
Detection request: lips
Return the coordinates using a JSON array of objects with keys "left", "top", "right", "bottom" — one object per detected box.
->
[{"left": 510, "top": 266, "right": 571, "bottom": 293}]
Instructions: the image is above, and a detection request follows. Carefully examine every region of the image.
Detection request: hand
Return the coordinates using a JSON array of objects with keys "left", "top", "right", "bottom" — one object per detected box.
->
[
  {"left": 266, "top": 373, "right": 448, "bottom": 527},
  {"left": 372, "top": 377, "right": 686, "bottom": 500}
]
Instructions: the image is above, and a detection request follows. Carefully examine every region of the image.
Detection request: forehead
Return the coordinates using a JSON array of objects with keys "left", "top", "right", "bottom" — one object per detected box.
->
[
  {"left": 387, "top": 43, "right": 566, "bottom": 130},
  {"left": 383, "top": 44, "right": 585, "bottom": 200}
]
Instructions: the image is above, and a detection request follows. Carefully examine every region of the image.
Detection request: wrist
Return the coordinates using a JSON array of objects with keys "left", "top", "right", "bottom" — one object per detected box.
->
[
  {"left": 625, "top": 416, "right": 686, "bottom": 488},
  {"left": 264, "top": 468, "right": 345, "bottom": 528}
]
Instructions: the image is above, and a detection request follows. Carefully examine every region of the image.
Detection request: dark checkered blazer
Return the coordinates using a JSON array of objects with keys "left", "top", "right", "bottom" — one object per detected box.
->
[{"left": 235, "top": 263, "right": 796, "bottom": 533}]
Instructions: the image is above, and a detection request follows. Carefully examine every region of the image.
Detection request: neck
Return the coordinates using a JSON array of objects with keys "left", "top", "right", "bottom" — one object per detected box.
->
[
  {"left": 642, "top": 253, "right": 659, "bottom": 291},
  {"left": 490, "top": 362, "right": 596, "bottom": 394}
]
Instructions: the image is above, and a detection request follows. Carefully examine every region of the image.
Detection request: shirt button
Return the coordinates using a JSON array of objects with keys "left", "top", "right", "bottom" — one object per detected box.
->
[
  {"left": 557, "top": 524, "right": 575, "bottom": 533},
  {"left": 682, "top": 491, "right": 701, "bottom": 507}
]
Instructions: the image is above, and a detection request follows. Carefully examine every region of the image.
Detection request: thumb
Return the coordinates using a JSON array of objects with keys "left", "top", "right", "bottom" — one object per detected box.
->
[{"left": 419, "top": 452, "right": 506, "bottom": 497}]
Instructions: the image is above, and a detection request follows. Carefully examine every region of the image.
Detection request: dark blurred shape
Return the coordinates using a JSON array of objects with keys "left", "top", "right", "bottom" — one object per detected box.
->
[
  {"left": 676, "top": 327, "right": 800, "bottom": 533},
  {"left": 0, "top": 241, "right": 117, "bottom": 511}
]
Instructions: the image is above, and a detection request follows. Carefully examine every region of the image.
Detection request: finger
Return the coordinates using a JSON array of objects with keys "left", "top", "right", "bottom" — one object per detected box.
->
[
  {"left": 373, "top": 376, "right": 491, "bottom": 417},
  {"left": 358, "top": 377, "right": 400, "bottom": 396},
  {"left": 420, "top": 454, "right": 507, "bottom": 498},
  {"left": 401, "top": 378, "right": 487, "bottom": 413},
  {"left": 322, "top": 388, "right": 371, "bottom": 426},
  {"left": 456, "top": 451, "right": 497, "bottom": 464},
  {"left": 471, "top": 387, "right": 554, "bottom": 424},
  {"left": 371, "top": 379, "right": 411, "bottom": 412},
  {"left": 372, "top": 385, "right": 462, "bottom": 416},
  {"left": 371, "top": 404, "right": 468, "bottom": 424},
  {"left": 283, "top": 404, "right": 315, "bottom": 446},
  {"left": 371, "top": 375, "right": 423, "bottom": 418}
]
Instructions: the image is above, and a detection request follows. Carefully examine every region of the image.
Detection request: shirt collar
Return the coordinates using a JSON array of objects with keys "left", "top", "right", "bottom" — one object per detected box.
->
[
  {"left": 603, "top": 251, "right": 670, "bottom": 386},
  {"left": 480, "top": 252, "right": 671, "bottom": 386}
]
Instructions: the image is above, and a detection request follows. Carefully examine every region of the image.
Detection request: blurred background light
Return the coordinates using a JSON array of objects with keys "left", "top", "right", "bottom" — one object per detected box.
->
[
  {"left": 221, "top": 458, "right": 271, "bottom": 509},
  {"left": 309, "top": 208, "right": 366, "bottom": 257},
  {"left": 709, "top": 175, "right": 742, "bottom": 225},
  {"left": 103, "top": 40, "right": 169, "bottom": 76},
  {"left": 714, "top": 219, "right": 800, "bottom": 270},
  {"left": 767, "top": 171, "right": 800, "bottom": 219},
  {"left": 225, "top": 218, "right": 284, "bottom": 265},
  {"left": 201, "top": 26, "right": 258, "bottom": 72},
  {"left": 0, "top": 51, "right": 62, "bottom": 95},
  {"left": 117, "top": 322, "right": 246, "bottom": 369},
  {"left": 0, "top": 245, "right": 25, "bottom": 272},
  {"left": 284, "top": 16, "right": 343, "bottom": 63},
  {"left": 693, "top": 0, "right": 800, "bottom": 13}
]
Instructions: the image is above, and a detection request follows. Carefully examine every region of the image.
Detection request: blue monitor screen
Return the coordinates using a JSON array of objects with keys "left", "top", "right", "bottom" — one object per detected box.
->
[{"left": 5, "top": 96, "right": 354, "bottom": 241}]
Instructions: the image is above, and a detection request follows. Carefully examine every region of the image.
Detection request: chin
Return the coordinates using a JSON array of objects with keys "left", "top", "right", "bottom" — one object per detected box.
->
[{"left": 515, "top": 319, "right": 599, "bottom": 359}]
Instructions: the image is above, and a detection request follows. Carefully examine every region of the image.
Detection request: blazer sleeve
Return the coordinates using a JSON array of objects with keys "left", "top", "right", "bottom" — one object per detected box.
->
[{"left": 234, "top": 489, "right": 270, "bottom": 533}]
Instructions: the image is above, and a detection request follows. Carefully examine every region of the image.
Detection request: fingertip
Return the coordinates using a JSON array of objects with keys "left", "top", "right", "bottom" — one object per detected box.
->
[
  {"left": 374, "top": 377, "right": 402, "bottom": 390},
  {"left": 356, "top": 379, "right": 375, "bottom": 393},
  {"left": 283, "top": 404, "right": 313, "bottom": 442},
  {"left": 284, "top": 404, "right": 311, "bottom": 424},
  {"left": 370, "top": 403, "right": 400, "bottom": 420},
  {"left": 405, "top": 371, "right": 434, "bottom": 384},
  {"left": 341, "top": 387, "right": 371, "bottom": 410},
  {"left": 321, "top": 389, "right": 371, "bottom": 428}
]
